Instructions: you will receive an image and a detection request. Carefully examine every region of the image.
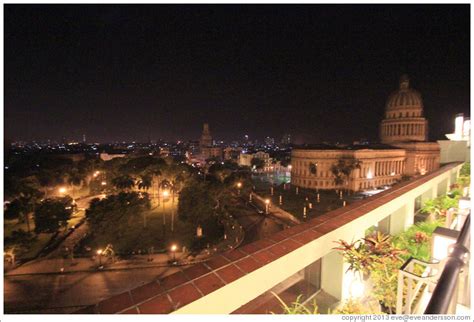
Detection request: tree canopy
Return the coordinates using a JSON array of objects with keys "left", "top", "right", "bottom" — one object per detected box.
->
[
  {"left": 330, "top": 157, "right": 361, "bottom": 186},
  {"left": 34, "top": 197, "right": 74, "bottom": 233}
]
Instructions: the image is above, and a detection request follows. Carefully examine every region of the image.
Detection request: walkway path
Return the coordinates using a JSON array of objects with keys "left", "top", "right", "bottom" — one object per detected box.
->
[{"left": 251, "top": 192, "right": 301, "bottom": 225}]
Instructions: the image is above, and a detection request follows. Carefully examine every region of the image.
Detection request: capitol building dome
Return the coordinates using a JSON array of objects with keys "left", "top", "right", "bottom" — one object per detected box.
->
[
  {"left": 380, "top": 75, "right": 428, "bottom": 143},
  {"left": 386, "top": 75, "right": 423, "bottom": 113}
]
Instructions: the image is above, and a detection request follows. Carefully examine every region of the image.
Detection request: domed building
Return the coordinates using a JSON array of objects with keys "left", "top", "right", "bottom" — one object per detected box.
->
[
  {"left": 380, "top": 75, "right": 428, "bottom": 143},
  {"left": 291, "top": 75, "right": 440, "bottom": 191},
  {"left": 379, "top": 75, "right": 440, "bottom": 176}
]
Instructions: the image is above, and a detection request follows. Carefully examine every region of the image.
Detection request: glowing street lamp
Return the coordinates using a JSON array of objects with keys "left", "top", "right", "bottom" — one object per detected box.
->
[
  {"left": 265, "top": 199, "right": 270, "bottom": 214},
  {"left": 58, "top": 187, "right": 67, "bottom": 195},
  {"left": 170, "top": 244, "right": 178, "bottom": 263},
  {"left": 97, "top": 249, "right": 103, "bottom": 266},
  {"left": 101, "top": 181, "right": 107, "bottom": 186},
  {"left": 236, "top": 182, "right": 242, "bottom": 195}
]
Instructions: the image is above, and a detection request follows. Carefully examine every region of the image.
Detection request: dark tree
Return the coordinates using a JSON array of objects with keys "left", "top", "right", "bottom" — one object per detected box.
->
[
  {"left": 178, "top": 181, "right": 216, "bottom": 227},
  {"left": 34, "top": 197, "right": 73, "bottom": 233},
  {"left": 5, "top": 199, "right": 25, "bottom": 221},
  {"left": 112, "top": 175, "right": 136, "bottom": 191},
  {"left": 85, "top": 192, "right": 151, "bottom": 239},
  {"left": 251, "top": 157, "right": 265, "bottom": 170},
  {"left": 330, "top": 157, "right": 362, "bottom": 189},
  {"left": 137, "top": 174, "right": 153, "bottom": 191}
]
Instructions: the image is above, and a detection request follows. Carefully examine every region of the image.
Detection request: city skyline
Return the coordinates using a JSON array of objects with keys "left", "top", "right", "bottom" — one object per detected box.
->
[{"left": 5, "top": 5, "right": 470, "bottom": 143}]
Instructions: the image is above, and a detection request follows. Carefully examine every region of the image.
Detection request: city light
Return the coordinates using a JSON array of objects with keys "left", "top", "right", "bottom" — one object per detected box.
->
[
  {"left": 162, "top": 190, "right": 170, "bottom": 198},
  {"left": 236, "top": 182, "right": 242, "bottom": 189},
  {"left": 101, "top": 181, "right": 107, "bottom": 186},
  {"left": 96, "top": 249, "right": 103, "bottom": 255},
  {"left": 58, "top": 187, "right": 67, "bottom": 194}
]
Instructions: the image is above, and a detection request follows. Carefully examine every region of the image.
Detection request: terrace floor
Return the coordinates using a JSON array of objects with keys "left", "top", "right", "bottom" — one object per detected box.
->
[{"left": 232, "top": 274, "right": 338, "bottom": 314}]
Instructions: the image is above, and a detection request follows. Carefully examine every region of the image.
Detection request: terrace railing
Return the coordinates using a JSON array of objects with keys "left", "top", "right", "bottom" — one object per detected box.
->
[{"left": 424, "top": 214, "right": 470, "bottom": 314}]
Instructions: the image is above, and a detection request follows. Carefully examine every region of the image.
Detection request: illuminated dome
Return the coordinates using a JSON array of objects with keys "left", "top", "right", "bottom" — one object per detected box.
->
[
  {"left": 385, "top": 75, "right": 423, "bottom": 112},
  {"left": 380, "top": 75, "right": 428, "bottom": 144}
]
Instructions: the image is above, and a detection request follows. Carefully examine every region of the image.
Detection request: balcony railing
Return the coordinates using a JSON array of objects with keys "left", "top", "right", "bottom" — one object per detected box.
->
[{"left": 424, "top": 213, "right": 470, "bottom": 314}]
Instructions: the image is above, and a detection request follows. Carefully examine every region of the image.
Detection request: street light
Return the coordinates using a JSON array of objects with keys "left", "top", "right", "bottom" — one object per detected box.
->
[
  {"left": 265, "top": 199, "right": 270, "bottom": 214},
  {"left": 236, "top": 182, "right": 242, "bottom": 195},
  {"left": 170, "top": 244, "right": 178, "bottom": 263},
  {"left": 101, "top": 181, "right": 107, "bottom": 186},
  {"left": 97, "top": 249, "right": 103, "bottom": 266},
  {"left": 58, "top": 187, "right": 67, "bottom": 194}
]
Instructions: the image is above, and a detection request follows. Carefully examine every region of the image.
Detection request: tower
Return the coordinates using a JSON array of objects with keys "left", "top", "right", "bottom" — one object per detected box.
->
[{"left": 200, "top": 123, "right": 213, "bottom": 148}]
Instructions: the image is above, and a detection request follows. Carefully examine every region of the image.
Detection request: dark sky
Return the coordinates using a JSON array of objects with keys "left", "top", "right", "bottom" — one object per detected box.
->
[{"left": 4, "top": 4, "right": 470, "bottom": 143}]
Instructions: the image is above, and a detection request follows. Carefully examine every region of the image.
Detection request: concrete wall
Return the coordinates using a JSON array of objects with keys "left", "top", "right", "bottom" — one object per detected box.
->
[{"left": 438, "top": 140, "right": 470, "bottom": 163}]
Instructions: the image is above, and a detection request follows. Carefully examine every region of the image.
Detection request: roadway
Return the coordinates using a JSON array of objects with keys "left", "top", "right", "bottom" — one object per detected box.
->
[{"left": 4, "top": 265, "right": 179, "bottom": 313}]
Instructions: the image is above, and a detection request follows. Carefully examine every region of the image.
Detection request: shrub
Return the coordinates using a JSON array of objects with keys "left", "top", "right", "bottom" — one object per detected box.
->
[
  {"left": 332, "top": 298, "right": 383, "bottom": 314},
  {"left": 272, "top": 294, "right": 318, "bottom": 314}
]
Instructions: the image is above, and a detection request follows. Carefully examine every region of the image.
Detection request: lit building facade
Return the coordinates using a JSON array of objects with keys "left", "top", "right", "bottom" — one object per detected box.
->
[
  {"left": 292, "top": 146, "right": 406, "bottom": 191},
  {"left": 291, "top": 75, "right": 440, "bottom": 191},
  {"left": 239, "top": 151, "right": 273, "bottom": 172}
]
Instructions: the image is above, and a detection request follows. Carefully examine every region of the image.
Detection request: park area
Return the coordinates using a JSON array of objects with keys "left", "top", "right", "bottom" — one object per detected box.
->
[
  {"left": 75, "top": 196, "right": 198, "bottom": 256},
  {"left": 252, "top": 173, "right": 355, "bottom": 221}
]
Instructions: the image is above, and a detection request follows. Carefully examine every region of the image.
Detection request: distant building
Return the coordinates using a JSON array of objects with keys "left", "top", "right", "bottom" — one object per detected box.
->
[
  {"left": 200, "top": 123, "right": 213, "bottom": 148},
  {"left": 197, "top": 123, "right": 223, "bottom": 160},
  {"left": 202, "top": 146, "right": 223, "bottom": 160},
  {"left": 438, "top": 113, "right": 471, "bottom": 163},
  {"left": 281, "top": 133, "right": 291, "bottom": 145},
  {"left": 264, "top": 136, "right": 275, "bottom": 146},
  {"left": 239, "top": 151, "right": 273, "bottom": 172},
  {"left": 291, "top": 75, "right": 440, "bottom": 191},
  {"left": 223, "top": 147, "right": 242, "bottom": 161}
]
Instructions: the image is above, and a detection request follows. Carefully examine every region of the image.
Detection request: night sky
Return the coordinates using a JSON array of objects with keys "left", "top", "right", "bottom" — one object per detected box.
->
[{"left": 4, "top": 5, "right": 470, "bottom": 144}]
